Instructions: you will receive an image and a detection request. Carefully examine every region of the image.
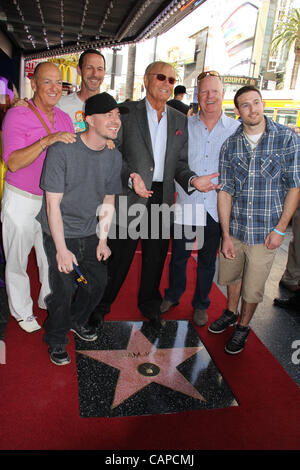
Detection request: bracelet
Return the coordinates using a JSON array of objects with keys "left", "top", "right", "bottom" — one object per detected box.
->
[
  {"left": 39, "top": 137, "right": 46, "bottom": 152},
  {"left": 273, "top": 228, "right": 285, "bottom": 236}
]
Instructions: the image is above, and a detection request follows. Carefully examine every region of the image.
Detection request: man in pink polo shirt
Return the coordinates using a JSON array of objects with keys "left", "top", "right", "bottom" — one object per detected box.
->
[{"left": 1, "top": 62, "right": 75, "bottom": 333}]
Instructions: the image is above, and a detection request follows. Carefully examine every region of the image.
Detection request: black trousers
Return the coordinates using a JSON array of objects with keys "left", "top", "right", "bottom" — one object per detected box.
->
[{"left": 91, "top": 183, "right": 170, "bottom": 321}]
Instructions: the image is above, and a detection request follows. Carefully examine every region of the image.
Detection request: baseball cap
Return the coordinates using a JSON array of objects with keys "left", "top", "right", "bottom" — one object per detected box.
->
[
  {"left": 174, "top": 85, "right": 186, "bottom": 95},
  {"left": 84, "top": 92, "right": 128, "bottom": 116}
]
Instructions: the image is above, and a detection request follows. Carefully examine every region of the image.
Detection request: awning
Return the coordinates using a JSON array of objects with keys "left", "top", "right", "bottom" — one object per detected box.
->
[{"left": 0, "top": 0, "right": 207, "bottom": 60}]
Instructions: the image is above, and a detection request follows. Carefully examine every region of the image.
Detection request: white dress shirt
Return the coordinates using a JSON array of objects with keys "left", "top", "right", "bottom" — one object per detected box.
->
[{"left": 145, "top": 98, "right": 168, "bottom": 182}]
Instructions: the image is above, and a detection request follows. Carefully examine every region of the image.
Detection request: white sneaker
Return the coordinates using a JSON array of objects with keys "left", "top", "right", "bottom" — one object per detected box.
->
[{"left": 18, "top": 316, "right": 41, "bottom": 333}]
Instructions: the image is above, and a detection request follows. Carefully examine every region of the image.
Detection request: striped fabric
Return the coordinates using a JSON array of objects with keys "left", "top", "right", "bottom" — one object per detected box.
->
[{"left": 219, "top": 117, "right": 300, "bottom": 245}]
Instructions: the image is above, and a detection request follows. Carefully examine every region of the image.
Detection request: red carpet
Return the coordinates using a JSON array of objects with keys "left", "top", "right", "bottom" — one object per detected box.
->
[{"left": 0, "top": 249, "right": 300, "bottom": 450}]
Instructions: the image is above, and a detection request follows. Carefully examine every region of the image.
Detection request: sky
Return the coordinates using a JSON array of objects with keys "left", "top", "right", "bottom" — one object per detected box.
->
[
  {"left": 100, "top": 0, "right": 263, "bottom": 97},
  {"left": 106, "top": 0, "right": 300, "bottom": 88},
  {"left": 101, "top": 0, "right": 263, "bottom": 82}
]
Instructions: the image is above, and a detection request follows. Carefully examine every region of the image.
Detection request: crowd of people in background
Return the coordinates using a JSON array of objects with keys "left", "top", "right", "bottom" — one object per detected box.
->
[{"left": 0, "top": 48, "right": 299, "bottom": 365}]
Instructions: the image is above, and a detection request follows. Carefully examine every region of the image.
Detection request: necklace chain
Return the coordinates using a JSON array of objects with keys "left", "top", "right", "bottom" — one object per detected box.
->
[
  {"left": 81, "top": 133, "right": 105, "bottom": 151},
  {"left": 244, "top": 132, "right": 262, "bottom": 148}
]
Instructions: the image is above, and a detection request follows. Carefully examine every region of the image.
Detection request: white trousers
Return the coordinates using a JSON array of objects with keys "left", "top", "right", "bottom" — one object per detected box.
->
[{"left": 1, "top": 185, "right": 50, "bottom": 321}]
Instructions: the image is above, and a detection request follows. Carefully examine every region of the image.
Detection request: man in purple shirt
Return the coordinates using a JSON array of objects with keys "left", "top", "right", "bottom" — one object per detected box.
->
[{"left": 1, "top": 62, "right": 75, "bottom": 333}]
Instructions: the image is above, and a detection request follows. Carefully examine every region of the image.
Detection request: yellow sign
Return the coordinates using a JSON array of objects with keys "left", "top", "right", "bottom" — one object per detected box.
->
[
  {"left": 58, "top": 64, "right": 72, "bottom": 82},
  {"left": 222, "top": 76, "right": 258, "bottom": 86}
]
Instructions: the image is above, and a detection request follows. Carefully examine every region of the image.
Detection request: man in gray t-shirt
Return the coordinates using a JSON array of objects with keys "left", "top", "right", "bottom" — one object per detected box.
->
[
  {"left": 38, "top": 93, "right": 126, "bottom": 366},
  {"left": 38, "top": 136, "right": 122, "bottom": 238}
]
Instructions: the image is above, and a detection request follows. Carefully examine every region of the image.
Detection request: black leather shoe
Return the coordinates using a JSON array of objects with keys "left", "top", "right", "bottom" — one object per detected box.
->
[
  {"left": 279, "top": 280, "right": 300, "bottom": 292},
  {"left": 149, "top": 316, "right": 166, "bottom": 331},
  {"left": 274, "top": 295, "right": 300, "bottom": 312}
]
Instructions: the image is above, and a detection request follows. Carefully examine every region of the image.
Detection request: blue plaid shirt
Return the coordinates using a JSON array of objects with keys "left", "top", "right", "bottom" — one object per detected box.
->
[{"left": 219, "top": 117, "right": 300, "bottom": 245}]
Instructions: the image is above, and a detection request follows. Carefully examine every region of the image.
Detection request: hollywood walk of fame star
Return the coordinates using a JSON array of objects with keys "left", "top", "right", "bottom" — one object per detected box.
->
[{"left": 77, "top": 324, "right": 206, "bottom": 409}]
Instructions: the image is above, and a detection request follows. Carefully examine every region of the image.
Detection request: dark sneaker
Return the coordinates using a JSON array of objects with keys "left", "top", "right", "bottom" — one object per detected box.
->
[
  {"left": 49, "top": 345, "right": 70, "bottom": 366},
  {"left": 71, "top": 323, "right": 98, "bottom": 342},
  {"left": 208, "top": 309, "right": 238, "bottom": 333},
  {"left": 225, "top": 324, "right": 250, "bottom": 355}
]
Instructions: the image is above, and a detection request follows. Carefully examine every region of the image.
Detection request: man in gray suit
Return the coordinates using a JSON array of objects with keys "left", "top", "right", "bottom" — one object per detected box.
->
[{"left": 89, "top": 61, "right": 219, "bottom": 330}]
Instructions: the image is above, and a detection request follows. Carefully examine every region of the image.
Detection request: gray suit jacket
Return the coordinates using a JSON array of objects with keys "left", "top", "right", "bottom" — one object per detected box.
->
[{"left": 115, "top": 98, "right": 196, "bottom": 226}]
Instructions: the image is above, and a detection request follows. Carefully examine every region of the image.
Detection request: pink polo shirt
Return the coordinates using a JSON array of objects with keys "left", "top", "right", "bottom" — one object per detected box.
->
[{"left": 2, "top": 100, "right": 74, "bottom": 195}]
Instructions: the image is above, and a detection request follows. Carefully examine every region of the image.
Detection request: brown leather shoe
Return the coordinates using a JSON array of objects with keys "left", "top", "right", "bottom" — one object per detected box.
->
[
  {"left": 160, "top": 299, "right": 178, "bottom": 313},
  {"left": 193, "top": 309, "right": 208, "bottom": 327}
]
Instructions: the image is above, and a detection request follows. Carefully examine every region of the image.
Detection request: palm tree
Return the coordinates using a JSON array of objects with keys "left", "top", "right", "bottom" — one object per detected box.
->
[{"left": 271, "top": 8, "right": 300, "bottom": 89}]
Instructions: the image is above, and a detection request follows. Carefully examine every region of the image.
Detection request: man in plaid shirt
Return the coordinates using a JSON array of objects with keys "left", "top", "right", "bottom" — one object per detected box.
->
[{"left": 208, "top": 85, "right": 300, "bottom": 354}]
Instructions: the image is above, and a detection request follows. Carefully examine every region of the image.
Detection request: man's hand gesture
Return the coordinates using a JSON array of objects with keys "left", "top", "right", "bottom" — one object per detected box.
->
[
  {"left": 191, "top": 173, "right": 221, "bottom": 193},
  {"left": 130, "top": 172, "right": 153, "bottom": 198}
]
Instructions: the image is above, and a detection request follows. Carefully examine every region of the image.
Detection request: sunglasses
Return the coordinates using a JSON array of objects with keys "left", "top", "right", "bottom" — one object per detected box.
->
[
  {"left": 197, "top": 70, "right": 220, "bottom": 81},
  {"left": 148, "top": 73, "right": 176, "bottom": 85}
]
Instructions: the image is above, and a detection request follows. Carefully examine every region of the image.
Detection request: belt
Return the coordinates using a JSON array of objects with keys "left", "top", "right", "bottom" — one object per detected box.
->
[{"left": 5, "top": 183, "right": 43, "bottom": 200}]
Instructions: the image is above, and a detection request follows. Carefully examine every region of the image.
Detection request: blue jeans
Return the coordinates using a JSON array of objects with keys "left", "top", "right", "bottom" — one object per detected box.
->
[
  {"left": 43, "top": 233, "right": 107, "bottom": 347},
  {"left": 164, "top": 214, "right": 220, "bottom": 310}
]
